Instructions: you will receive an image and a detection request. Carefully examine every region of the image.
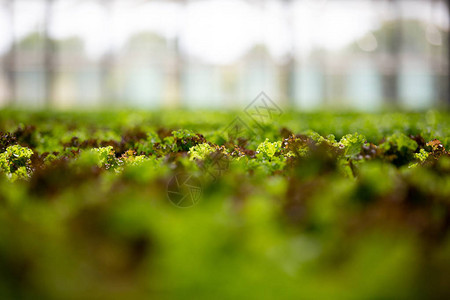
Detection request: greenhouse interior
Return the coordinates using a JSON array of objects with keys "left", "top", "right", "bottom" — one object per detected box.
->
[{"left": 0, "top": 0, "right": 450, "bottom": 299}]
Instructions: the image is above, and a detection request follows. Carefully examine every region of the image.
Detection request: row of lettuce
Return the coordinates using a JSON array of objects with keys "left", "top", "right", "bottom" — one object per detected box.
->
[{"left": 1, "top": 127, "right": 448, "bottom": 182}]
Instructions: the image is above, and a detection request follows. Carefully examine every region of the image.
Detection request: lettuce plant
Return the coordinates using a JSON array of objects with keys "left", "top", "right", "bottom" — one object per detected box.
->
[
  {"left": 256, "top": 139, "right": 282, "bottom": 161},
  {"left": 90, "top": 146, "right": 118, "bottom": 170},
  {"left": 0, "top": 145, "right": 34, "bottom": 181},
  {"left": 189, "top": 143, "right": 216, "bottom": 161},
  {"left": 339, "top": 133, "right": 367, "bottom": 158}
]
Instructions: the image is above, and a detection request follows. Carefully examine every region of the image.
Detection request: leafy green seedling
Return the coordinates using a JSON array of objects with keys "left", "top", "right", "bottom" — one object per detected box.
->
[
  {"left": 256, "top": 139, "right": 282, "bottom": 161},
  {"left": 0, "top": 145, "right": 34, "bottom": 181},
  {"left": 339, "top": 133, "right": 367, "bottom": 158},
  {"left": 189, "top": 143, "right": 216, "bottom": 161},
  {"left": 90, "top": 146, "right": 118, "bottom": 170}
]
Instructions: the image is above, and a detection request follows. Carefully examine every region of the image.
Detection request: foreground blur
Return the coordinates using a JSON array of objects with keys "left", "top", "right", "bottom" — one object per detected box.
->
[{"left": 0, "top": 110, "right": 449, "bottom": 299}]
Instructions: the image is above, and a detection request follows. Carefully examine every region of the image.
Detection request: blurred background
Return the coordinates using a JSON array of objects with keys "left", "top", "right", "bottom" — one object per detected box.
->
[{"left": 0, "top": 0, "right": 448, "bottom": 110}]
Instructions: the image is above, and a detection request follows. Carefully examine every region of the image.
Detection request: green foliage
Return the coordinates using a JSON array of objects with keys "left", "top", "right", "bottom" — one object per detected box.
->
[
  {"left": 380, "top": 133, "right": 419, "bottom": 166},
  {"left": 171, "top": 129, "right": 205, "bottom": 152},
  {"left": 0, "top": 145, "right": 33, "bottom": 181},
  {"left": 172, "top": 129, "right": 196, "bottom": 140},
  {"left": 136, "top": 131, "right": 161, "bottom": 154},
  {"left": 189, "top": 143, "right": 216, "bottom": 161},
  {"left": 122, "top": 154, "right": 148, "bottom": 167},
  {"left": 90, "top": 146, "right": 118, "bottom": 169},
  {"left": 415, "top": 148, "right": 430, "bottom": 163},
  {"left": 256, "top": 139, "right": 282, "bottom": 160},
  {"left": 339, "top": 133, "right": 367, "bottom": 158},
  {"left": 75, "top": 146, "right": 119, "bottom": 170},
  {"left": 244, "top": 139, "right": 285, "bottom": 174},
  {"left": 248, "top": 156, "right": 286, "bottom": 174},
  {"left": 384, "top": 132, "right": 418, "bottom": 152},
  {"left": 304, "top": 130, "right": 329, "bottom": 144},
  {"left": 0, "top": 110, "right": 449, "bottom": 299}
]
